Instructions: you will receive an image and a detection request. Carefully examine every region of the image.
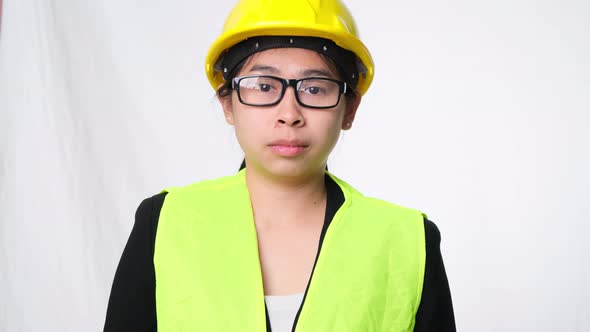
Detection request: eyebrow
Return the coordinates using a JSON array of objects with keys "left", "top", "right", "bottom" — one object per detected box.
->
[
  {"left": 301, "top": 69, "right": 335, "bottom": 78},
  {"left": 247, "top": 65, "right": 336, "bottom": 78},
  {"left": 248, "top": 65, "right": 279, "bottom": 74}
]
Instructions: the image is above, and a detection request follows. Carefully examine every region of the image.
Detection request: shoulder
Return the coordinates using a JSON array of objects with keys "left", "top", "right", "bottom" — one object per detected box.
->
[
  {"left": 328, "top": 173, "right": 426, "bottom": 224},
  {"left": 159, "top": 172, "right": 248, "bottom": 209},
  {"left": 359, "top": 195, "right": 425, "bottom": 221},
  {"left": 136, "top": 192, "right": 168, "bottom": 217},
  {"left": 133, "top": 192, "right": 168, "bottom": 245},
  {"left": 164, "top": 171, "right": 246, "bottom": 195},
  {"left": 423, "top": 218, "right": 442, "bottom": 245}
]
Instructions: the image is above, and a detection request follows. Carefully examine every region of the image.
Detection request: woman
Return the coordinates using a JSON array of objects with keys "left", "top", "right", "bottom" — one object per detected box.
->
[{"left": 104, "top": 0, "right": 455, "bottom": 331}]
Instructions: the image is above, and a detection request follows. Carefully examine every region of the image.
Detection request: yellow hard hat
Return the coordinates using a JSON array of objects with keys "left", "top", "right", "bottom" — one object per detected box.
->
[{"left": 205, "top": 0, "right": 374, "bottom": 95}]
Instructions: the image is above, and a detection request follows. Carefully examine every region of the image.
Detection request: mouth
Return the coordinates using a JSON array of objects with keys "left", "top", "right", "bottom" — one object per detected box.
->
[{"left": 268, "top": 140, "right": 309, "bottom": 157}]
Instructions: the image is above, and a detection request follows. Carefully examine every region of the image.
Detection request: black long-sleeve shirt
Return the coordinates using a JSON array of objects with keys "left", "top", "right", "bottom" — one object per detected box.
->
[{"left": 104, "top": 175, "right": 456, "bottom": 331}]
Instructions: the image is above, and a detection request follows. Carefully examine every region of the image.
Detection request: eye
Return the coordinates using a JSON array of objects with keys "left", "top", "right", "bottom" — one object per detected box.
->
[
  {"left": 300, "top": 85, "right": 326, "bottom": 96},
  {"left": 239, "top": 77, "right": 280, "bottom": 93},
  {"left": 299, "top": 79, "right": 337, "bottom": 96},
  {"left": 253, "top": 79, "right": 279, "bottom": 92},
  {"left": 257, "top": 83, "right": 272, "bottom": 92},
  {"left": 305, "top": 86, "right": 322, "bottom": 95}
]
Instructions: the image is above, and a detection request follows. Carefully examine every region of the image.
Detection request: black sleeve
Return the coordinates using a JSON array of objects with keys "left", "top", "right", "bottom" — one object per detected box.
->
[
  {"left": 414, "top": 219, "right": 456, "bottom": 332},
  {"left": 103, "top": 193, "right": 167, "bottom": 332}
]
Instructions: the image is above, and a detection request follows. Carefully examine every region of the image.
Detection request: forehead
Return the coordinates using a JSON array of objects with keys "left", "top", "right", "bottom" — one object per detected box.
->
[{"left": 239, "top": 48, "right": 338, "bottom": 77}]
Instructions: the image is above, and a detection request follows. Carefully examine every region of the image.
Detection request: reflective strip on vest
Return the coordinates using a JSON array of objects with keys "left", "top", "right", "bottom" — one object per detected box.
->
[{"left": 154, "top": 170, "right": 425, "bottom": 331}]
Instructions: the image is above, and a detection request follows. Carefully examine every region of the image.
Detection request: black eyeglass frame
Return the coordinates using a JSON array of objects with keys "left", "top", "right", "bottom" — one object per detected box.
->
[{"left": 231, "top": 75, "right": 348, "bottom": 109}]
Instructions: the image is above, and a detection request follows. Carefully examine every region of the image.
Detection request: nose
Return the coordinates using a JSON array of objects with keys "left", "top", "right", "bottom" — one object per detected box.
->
[{"left": 275, "top": 86, "right": 304, "bottom": 127}]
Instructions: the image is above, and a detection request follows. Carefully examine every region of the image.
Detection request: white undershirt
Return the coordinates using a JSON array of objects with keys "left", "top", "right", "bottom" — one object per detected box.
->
[{"left": 264, "top": 292, "right": 305, "bottom": 332}]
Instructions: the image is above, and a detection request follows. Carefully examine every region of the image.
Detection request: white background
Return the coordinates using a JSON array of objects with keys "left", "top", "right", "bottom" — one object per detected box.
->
[{"left": 1, "top": 0, "right": 588, "bottom": 331}]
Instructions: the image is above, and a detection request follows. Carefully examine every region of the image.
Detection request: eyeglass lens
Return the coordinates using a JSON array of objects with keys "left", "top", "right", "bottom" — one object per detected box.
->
[{"left": 236, "top": 76, "right": 343, "bottom": 108}]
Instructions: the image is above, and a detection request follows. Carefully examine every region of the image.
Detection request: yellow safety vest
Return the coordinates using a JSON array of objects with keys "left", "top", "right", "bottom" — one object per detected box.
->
[{"left": 154, "top": 170, "right": 426, "bottom": 331}]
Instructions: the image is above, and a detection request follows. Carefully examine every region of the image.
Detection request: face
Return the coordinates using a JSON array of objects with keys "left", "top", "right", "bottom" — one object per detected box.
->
[{"left": 218, "top": 48, "right": 361, "bottom": 181}]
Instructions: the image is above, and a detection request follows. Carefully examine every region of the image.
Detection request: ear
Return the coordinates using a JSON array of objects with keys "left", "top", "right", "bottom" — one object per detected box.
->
[
  {"left": 341, "top": 94, "right": 361, "bottom": 130},
  {"left": 217, "top": 85, "right": 235, "bottom": 126}
]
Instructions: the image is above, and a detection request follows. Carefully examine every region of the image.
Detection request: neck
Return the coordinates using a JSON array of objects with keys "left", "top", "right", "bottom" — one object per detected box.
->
[{"left": 245, "top": 167, "right": 327, "bottom": 228}]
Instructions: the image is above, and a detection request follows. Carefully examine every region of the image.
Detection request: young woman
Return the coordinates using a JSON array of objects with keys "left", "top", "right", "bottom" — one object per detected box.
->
[{"left": 104, "top": 0, "right": 455, "bottom": 331}]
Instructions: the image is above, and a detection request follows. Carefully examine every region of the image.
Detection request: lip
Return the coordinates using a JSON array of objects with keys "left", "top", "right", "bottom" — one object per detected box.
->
[{"left": 268, "top": 139, "right": 309, "bottom": 157}]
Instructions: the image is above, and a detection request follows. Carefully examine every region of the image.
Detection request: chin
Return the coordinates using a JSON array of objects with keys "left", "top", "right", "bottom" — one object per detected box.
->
[{"left": 253, "top": 158, "right": 326, "bottom": 180}]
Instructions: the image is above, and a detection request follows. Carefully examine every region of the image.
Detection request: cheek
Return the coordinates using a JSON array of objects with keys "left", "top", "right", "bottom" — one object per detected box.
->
[
  {"left": 232, "top": 108, "right": 257, "bottom": 131},
  {"left": 312, "top": 111, "right": 344, "bottom": 148},
  {"left": 230, "top": 103, "right": 265, "bottom": 149}
]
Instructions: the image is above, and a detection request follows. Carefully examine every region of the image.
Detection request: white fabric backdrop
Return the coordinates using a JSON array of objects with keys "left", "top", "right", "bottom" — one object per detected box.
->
[{"left": 1, "top": 0, "right": 588, "bottom": 331}]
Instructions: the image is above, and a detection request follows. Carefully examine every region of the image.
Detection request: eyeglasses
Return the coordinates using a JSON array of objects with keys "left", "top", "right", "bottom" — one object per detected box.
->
[{"left": 231, "top": 75, "right": 347, "bottom": 109}]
